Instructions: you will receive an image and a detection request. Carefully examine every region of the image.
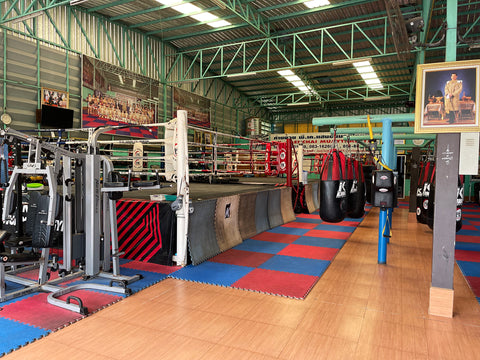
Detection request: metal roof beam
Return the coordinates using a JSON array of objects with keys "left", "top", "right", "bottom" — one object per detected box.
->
[
  {"left": 215, "top": 0, "right": 270, "bottom": 36},
  {"left": 165, "top": 16, "right": 401, "bottom": 82}
]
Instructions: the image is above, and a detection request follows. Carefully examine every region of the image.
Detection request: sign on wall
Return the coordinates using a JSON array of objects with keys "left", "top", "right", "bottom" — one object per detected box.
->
[{"left": 270, "top": 132, "right": 367, "bottom": 155}]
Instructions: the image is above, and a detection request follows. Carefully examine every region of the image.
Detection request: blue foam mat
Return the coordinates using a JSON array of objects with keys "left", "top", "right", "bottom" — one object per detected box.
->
[
  {"left": 0, "top": 318, "right": 48, "bottom": 357},
  {"left": 314, "top": 224, "right": 355, "bottom": 232},
  {"left": 169, "top": 262, "right": 253, "bottom": 286},
  {"left": 456, "top": 260, "right": 480, "bottom": 277},
  {"left": 293, "top": 217, "right": 322, "bottom": 224},
  {"left": 259, "top": 255, "right": 331, "bottom": 276},
  {"left": 267, "top": 227, "right": 311, "bottom": 236},
  {"left": 235, "top": 239, "right": 289, "bottom": 254},
  {"left": 293, "top": 236, "right": 346, "bottom": 249},
  {"left": 456, "top": 241, "right": 480, "bottom": 252}
]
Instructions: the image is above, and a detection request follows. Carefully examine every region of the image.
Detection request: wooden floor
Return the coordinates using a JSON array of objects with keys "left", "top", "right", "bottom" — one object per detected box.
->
[{"left": 6, "top": 207, "right": 480, "bottom": 359}]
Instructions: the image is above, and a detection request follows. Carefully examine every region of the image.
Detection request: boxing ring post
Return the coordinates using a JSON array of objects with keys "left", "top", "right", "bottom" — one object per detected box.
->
[
  {"left": 175, "top": 110, "right": 189, "bottom": 266},
  {"left": 378, "top": 117, "right": 394, "bottom": 264}
]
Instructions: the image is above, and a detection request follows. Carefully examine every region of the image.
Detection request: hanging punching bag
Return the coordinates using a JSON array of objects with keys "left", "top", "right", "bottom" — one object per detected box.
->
[
  {"left": 347, "top": 158, "right": 366, "bottom": 218},
  {"left": 320, "top": 149, "right": 347, "bottom": 223},
  {"left": 420, "top": 161, "right": 435, "bottom": 225},
  {"left": 345, "top": 156, "right": 354, "bottom": 214},
  {"left": 456, "top": 175, "right": 464, "bottom": 232},
  {"left": 427, "top": 173, "right": 435, "bottom": 230},
  {"left": 363, "top": 165, "right": 375, "bottom": 204},
  {"left": 415, "top": 161, "right": 425, "bottom": 223}
]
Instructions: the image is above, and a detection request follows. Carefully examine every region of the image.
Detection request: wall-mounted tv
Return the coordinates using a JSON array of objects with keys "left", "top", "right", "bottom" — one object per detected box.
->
[{"left": 40, "top": 105, "right": 74, "bottom": 129}]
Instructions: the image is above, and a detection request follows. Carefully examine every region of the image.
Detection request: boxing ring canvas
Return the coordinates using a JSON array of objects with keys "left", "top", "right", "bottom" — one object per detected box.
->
[{"left": 415, "top": 59, "right": 480, "bottom": 133}]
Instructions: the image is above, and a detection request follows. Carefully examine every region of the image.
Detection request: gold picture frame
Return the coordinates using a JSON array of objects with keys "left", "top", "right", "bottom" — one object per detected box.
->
[{"left": 415, "top": 60, "right": 480, "bottom": 133}]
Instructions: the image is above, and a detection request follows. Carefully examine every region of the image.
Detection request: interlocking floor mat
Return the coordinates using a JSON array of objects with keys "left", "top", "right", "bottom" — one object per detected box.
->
[
  {"left": 454, "top": 202, "right": 480, "bottom": 304},
  {"left": 170, "top": 210, "right": 368, "bottom": 299},
  {"left": 0, "top": 259, "right": 178, "bottom": 357}
]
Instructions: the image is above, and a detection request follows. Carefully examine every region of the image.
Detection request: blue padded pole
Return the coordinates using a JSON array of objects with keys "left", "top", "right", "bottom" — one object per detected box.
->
[
  {"left": 378, "top": 117, "right": 393, "bottom": 263},
  {"left": 378, "top": 209, "right": 387, "bottom": 264}
]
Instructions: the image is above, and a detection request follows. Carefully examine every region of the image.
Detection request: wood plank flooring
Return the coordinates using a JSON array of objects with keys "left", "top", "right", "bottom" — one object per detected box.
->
[{"left": 5, "top": 207, "right": 480, "bottom": 359}]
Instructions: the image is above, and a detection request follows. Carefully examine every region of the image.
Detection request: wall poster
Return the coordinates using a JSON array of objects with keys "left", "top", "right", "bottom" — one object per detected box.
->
[{"left": 82, "top": 55, "right": 160, "bottom": 139}]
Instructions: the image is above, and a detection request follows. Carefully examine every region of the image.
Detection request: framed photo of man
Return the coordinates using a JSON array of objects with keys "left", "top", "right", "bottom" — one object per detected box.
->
[{"left": 415, "top": 60, "right": 480, "bottom": 133}]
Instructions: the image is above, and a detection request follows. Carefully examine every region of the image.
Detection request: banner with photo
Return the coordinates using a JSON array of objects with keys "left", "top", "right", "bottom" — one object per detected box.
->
[
  {"left": 82, "top": 55, "right": 159, "bottom": 139},
  {"left": 173, "top": 87, "right": 210, "bottom": 128}
]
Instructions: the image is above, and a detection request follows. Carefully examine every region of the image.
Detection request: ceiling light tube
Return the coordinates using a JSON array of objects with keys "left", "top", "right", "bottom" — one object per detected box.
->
[
  {"left": 227, "top": 71, "right": 257, "bottom": 78},
  {"left": 364, "top": 96, "right": 391, "bottom": 101},
  {"left": 332, "top": 57, "right": 372, "bottom": 66},
  {"left": 287, "top": 102, "right": 310, "bottom": 106}
]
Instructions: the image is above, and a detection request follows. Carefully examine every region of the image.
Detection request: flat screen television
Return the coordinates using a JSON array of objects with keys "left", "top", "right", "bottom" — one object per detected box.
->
[{"left": 40, "top": 105, "right": 74, "bottom": 129}]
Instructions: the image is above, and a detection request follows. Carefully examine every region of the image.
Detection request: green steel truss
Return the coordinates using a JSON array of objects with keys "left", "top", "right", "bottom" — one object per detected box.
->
[
  {"left": 165, "top": 15, "right": 399, "bottom": 82},
  {"left": 241, "top": 82, "right": 411, "bottom": 108}
]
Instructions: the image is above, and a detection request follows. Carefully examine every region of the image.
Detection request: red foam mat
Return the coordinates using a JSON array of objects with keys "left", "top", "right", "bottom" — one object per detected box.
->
[
  {"left": 0, "top": 291, "right": 121, "bottom": 331},
  {"left": 232, "top": 268, "right": 318, "bottom": 299},
  {"left": 278, "top": 244, "right": 339, "bottom": 261},
  {"left": 209, "top": 249, "right": 274, "bottom": 267},
  {"left": 121, "top": 260, "right": 181, "bottom": 274},
  {"left": 303, "top": 229, "right": 351, "bottom": 240}
]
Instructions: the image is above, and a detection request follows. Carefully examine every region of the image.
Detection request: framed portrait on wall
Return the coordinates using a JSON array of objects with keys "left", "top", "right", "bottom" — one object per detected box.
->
[
  {"left": 415, "top": 59, "right": 480, "bottom": 133},
  {"left": 41, "top": 87, "right": 69, "bottom": 108}
]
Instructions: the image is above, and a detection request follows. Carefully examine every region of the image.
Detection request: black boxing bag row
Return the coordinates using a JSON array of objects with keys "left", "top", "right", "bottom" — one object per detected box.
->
[
  {"left": 320, "top": 149, "right": 347, "bottom": 223},
  {"left": 347, "top": 158, "right": 366, "bottom": 218}
]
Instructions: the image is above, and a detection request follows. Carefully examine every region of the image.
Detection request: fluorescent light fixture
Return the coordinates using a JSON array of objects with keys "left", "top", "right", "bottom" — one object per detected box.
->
[
  {"left": 9, "top": 11, "right": 45, "bottom": 23},
  {"left": 209, "top": 20, "right": 230, "bottom": 27},
  {"left": 277, "top": 70, "right": 294, "bottom": 76},
  {"left": 227, "top": 71, "right": 257, "bottom": 78},
  {"left": 118, "top": 74, "right": 124, "bottom": 84},
  {"left": 132, "top": 79, "right": 136, "bottom": 88},
  {"left": 356, "top": 65, "right": 375, "bottom": 74},
  {"left": 287, "top": 102, "right": 310, "bottom": 106},
  {"left": 353, "top": 61, "right": 371, "bottom": 68},
  {"left": 158, "top": 0, "right": 231, "bottom": 28},
  {"left": 192, "top": 13, "right": 218, "bottom": 22},
  {"left": 365, "top": 79, "right": 381, "bottom": 85},
  {"left": 364, "top": 96, "right": 390, "bottom": 101},
  {"left": 298, "top": 86, "right": 310, "bottom": 91},
  {"left": 285, "top": 75, "right": 301, "bottom": 82},
  {"left": 332, "top": 57, "right": 371, "bottom": 66},
  {"left": 369, "top": 84, "right": 384, "bottom": 89},
  {"left": 304, "top": 0, "right": 330, "bottom": 9},
  {"left": 360, "top": 72, "right": 377, "bottom": 80},
  {"left": 292, "top": 81, "right": 305, "bottom": 87},
  {"left": 172, "top": 3, "right": 200, "bottom": 13}
]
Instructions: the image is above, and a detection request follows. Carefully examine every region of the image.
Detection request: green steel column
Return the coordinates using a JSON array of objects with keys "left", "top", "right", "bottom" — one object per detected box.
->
[{"left": 3, "top": 31, "right": 6, "bottom": 113}]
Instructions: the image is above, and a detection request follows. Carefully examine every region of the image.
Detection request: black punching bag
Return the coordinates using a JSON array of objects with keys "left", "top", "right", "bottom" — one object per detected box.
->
[
  {"left": 456, "top": 175, "right": 464, "bottom": 232},
  {"left": 420, "top": 161, "right": 435, "bottom": 224},
  {"left": 363, "top": 165, "right": 375, "bottom": 204},
  {"left": 320, "top": 149, "right": 347, "bottom": 223},
  {"left": 347, "top": 159, "right": 366, "bottom": 218},
  {"left": 345, "top": 157, "right": 354, "bottom": 215},
  {"left": 415, "top": 161, "right": 425, "bottom": 223}
]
